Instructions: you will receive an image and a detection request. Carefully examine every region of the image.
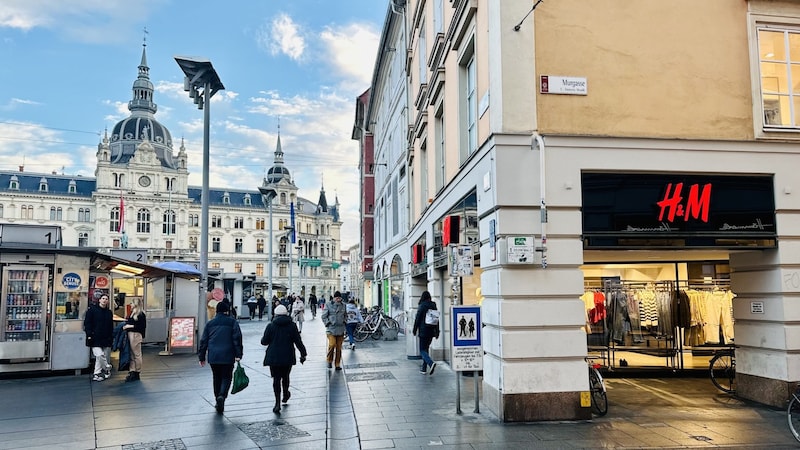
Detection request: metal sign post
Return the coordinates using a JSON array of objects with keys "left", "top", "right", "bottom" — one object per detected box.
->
[{"left": 452, "top": 304, "right": 482, "bottom": 414}]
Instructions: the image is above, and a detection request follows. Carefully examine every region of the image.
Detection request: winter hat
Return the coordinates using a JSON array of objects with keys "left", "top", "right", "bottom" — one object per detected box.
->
[
  {"left": 274, "top": 305, "right": 288, "bottom": 316},
  {"left": 216, "top": 301, "right": 230, "bottom": 313}
]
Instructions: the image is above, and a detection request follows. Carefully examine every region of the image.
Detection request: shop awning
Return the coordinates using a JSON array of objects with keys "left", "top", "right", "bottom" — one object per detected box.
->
[{"left": 91, "top": 253, "right": 201, "bottom": 280}]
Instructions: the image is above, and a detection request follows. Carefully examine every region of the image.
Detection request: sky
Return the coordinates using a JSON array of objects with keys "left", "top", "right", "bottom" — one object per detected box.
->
[{"left": 0, "top": 0, "right": 388, "bottom": 250}]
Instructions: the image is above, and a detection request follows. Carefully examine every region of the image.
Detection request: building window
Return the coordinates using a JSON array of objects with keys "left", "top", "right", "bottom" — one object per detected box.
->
[
  {"left": 78, "top": 232, "right": 89, "bottom": 247},
  {"left": 189, "top": 214, "right": 199, "bottom": 227},
  {"left": 9, "top": 180, "right": 18, "bottom": 190},
  {"left": 256, "top": 263, "right": 264, "bottom": 276},
  {"left": 758, "top": 28, "right": 800, "bottom": 128},
  {"left": 113, "top": 239, "right": 120, "bottom": 248},
  {"left": 212, "top": 237, "right": 221, "bottom": 252},
  {"left": 163, "top": 210, "right": 176, "bottom": 235},
  {"left": 256, "top": 238, "right": 264, "bottom": 254},
  {"left": 234, "top": 263, "right": 242, "bottom": 273},
  {"left": 68, "top": 182, "right": 77, "bottom": 194},
  {"left": 464, "top": 53, "right": 477, "bottom": 157},
  {"left": 256, "top": 218, "right": 265, "bottom": 230},
  {"left": 419, "top": 20, "right": 427, "bottom": 84},
  {"left": 235, "top": 238, "right": 243, "bottom": 253},
  {"left": 21, "top": 205, "right": 33, "bottom": 219},
  {"left": 189, "top": 236, "right": 198, "bottom": 251},
  {"left": 435, "top": 106, "right": 445, "bottom": 191},
  {"left": 49, "top": 207, "right": 62, "bottom": 221},
  {"left": 39, "top": 180, "right": 48, "bottom": 192},
  {"left": 223, "top": 192, "right": 230, "bottom": 204},
  {"left": 279, "top": 265, "right": 287, "bottom": 277},
  {"left": 280, "top": 192, "right": 287, "bottom": 205},
  {"left": 165, "top": 240, "right": 172, "bottom": 250},
  {"left": 78, "top": 208, "right": 91, "bottom": 222},
  {"left": 136, "top": 208, "right": 151, "bottom": 233},
  {"left": 244, "top": 194, "right": 251, "bottom": 205},
  {"left": 0, "top": 204, "right": 4, "bottom": 218},
  {"left": 234, "top": 216, "right": 244, "bottom": 229},
  {"left": 211, "top": 215, "right": 222, "bottom": 228},
  {"left": 211, "top": 262, "right": 220, "bottom": 269},
  {"left": 110, "top": 207, "right": 121, "bottom": 232}
]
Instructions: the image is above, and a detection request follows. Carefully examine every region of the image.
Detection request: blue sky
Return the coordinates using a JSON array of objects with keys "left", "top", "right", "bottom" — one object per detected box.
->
[{"left": 0, "top": 0, "right": 387, "bottom": 249}]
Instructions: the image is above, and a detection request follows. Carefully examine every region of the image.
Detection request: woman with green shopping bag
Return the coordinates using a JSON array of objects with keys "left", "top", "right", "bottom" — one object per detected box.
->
[{"left": 198, "top": 301, "right": 243, "bottom": 414}]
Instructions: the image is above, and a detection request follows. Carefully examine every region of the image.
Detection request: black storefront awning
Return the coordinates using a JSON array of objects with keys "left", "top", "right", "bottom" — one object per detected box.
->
[{"left": 581, "top": 173, "right": 777, "bottom": 249}]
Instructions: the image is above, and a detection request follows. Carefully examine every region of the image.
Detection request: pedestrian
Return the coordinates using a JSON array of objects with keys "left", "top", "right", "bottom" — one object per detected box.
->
[
  {"left": 247, "top": 294, "right": 258, "bottom": 320},
  {"left": 413, "top": 290, "right": 440, "bottom": 375},
  {"left": 272, "top": 297, "right": 281, "bottom": 316},
  {"left": 257, "top": 294, "right": 267, "bottom": 321},
  {"left": 261, "top": 304, "right": 307, "bottom": 414},
  {"left": 122, "top": 297, "right": 146, "bottom": 382},
  {"left": 345, "top": 298, "right": 364, "bottom": 350},
  {"left": 198, "top": 301, "right": 243, "bottom": 414},
  {"left": 292, "top": 295, "right": 305, "bottom": 333},
  {"left": 308, "top": 292, "right": 318, "bottom": 319},
  {"left": 84, "top": 293, "right": 114, "bottom": 382},
  {"left": 321, "top": 291, "right": 346, "bottom": 370}
]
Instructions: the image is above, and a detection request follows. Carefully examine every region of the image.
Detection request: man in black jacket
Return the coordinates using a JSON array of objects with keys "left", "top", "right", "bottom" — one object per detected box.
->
[
  {"left": 198, "top": 302, "right": 243, "bottom": 413},
  {"left": 84, "top": 294, "right": 114, "bottom": 382}
]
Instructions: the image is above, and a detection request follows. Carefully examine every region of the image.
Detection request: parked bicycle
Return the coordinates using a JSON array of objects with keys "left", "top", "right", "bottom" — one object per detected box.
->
[
  {"left": 709, "top": 344, "right": 736, "bottom": 394},
  {"left": 354, "top": 306, "right": 399, "bottom": 341},
  {"left": 586, "top": 356, "right": 608, "bottom": 416},
  {"left": 787, "top": 385, "right": 800, "bottom": 442}
]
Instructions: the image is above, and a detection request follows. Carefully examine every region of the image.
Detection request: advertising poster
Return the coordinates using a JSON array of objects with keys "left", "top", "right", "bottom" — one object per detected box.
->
[{"left": 169, "top": 317, "right": 195, "bottom": 351}]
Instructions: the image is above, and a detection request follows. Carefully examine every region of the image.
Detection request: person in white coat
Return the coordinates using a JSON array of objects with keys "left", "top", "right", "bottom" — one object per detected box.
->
[{"left": 292, "top": 296, "right": 306, "bottom": 333}]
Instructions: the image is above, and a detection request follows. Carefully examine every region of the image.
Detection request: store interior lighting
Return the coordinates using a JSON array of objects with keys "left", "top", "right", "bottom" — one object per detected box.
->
[{"left": 110, "top": 264, "right": 145, "bottom": 276}]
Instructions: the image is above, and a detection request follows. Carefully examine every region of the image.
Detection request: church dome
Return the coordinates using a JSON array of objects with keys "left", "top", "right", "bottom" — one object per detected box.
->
[
  {"left": 267, "top": 165, "right": 291, "bottom": 183},
  {"left": 110, "top": 116, "right": 172, "bottom": 148}
]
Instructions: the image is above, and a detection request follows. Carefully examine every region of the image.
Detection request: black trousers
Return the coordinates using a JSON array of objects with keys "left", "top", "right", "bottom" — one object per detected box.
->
[
  {"left": 210, "top": 363, "right": 234, "bottom": 399},
  {"left": 269, "top": 365, "right": 292, "bottom": 402}
]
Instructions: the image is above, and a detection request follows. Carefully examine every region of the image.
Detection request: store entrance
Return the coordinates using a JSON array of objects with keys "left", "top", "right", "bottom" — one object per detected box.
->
[{"left": 582, "top": 257, "right": 734, "bottom": 373}]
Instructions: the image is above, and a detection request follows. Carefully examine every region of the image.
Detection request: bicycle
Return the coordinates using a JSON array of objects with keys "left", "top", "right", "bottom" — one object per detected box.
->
[
  {"left": 787, "top": 385, "right": 800, "bottom": 442},
  {"left": 354, "top": 306, "right": 399, "bottom": 341},
  {"left": 709, "top": 344, "right": 736, "bottom": 394},
  {"left": 393, "top": 311, "right": 406, "bottom": 333},
  {"left": 586, "top": 356, "right": 608, "bottom": 416}
]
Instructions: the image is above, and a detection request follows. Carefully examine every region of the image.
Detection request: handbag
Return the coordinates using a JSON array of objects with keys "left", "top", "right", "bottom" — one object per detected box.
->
[
  {"left": 425, "top": 308, "right": 440, "bottom": 326},
  {"left": 231, "top": 361, "right": 249, "bottom": 394}
]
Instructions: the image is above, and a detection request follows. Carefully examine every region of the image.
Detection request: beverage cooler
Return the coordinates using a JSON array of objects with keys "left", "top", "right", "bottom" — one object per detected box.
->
[{"left": 0, "top": 266, "right": 48, "bottom": 361}]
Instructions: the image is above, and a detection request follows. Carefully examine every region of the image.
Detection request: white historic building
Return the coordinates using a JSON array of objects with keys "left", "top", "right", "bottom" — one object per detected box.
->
[{"left": 0, "top": 44, "right": 343, "bottom": 308}]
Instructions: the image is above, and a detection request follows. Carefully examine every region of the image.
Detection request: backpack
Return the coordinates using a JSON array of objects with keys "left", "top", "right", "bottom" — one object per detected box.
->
[{"left": 425, "top": 308, "right": 440, "bottom": 326}]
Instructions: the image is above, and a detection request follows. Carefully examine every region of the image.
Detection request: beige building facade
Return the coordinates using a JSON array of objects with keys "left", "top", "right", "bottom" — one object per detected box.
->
[{"left": 364, "top": 0, "right": 800, "bottom": 421}]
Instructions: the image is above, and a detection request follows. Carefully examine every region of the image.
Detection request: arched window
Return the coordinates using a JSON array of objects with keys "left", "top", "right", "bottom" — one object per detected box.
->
[
  {"left": 78, "top": 208, "right": 91, "bottom": 222},
  {"left": 78, "top": 232, "right": 89, "bottom": 247},
  {"left": 163, "top": 210, "right": 176, "bottom": 235},
  {"left": 189, "top": 236, "right": 198, "bottom": 251},
  {"left": 110, "top": 207, "right": 120, "bottom": 232},
  {"left": 49, "top": 207, "right": 62, "bottom": 220},
  {"left": 136, "top": 208, "right": 151, "bottom": 233}
]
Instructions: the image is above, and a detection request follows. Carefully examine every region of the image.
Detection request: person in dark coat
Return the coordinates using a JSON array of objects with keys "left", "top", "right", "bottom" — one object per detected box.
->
[
  {"left": 413, "top": 290, "right": 440, "bottom": 375},
  {"left": 84, "top": 293, "right": 114, "bottom": 382},
  {"left": 262, "top": 304, "right": 307, "bottom": 414},
  {"left": 257, "top": 294, "right": 268, "bottom": 321},
  {"left": 198, "top": 302, "right": 243, "bottom": 414}
]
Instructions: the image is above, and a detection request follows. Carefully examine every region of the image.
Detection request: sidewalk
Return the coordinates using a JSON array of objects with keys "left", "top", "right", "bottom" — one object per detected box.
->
[{"left": 0, "top": 316, "right": 799, "bottom": 449}]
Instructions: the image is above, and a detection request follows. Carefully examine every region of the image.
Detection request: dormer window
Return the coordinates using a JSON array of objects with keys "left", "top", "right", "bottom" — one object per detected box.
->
[
  {"left": 244, "top": 194, "right": 251, "bottom": 206},
  {"left": 38, "top": 177, "right": 48, "bottom": 192},
  {"left": 68, "top": 180, "right": 77, "bottom": 194},
  {"left": 223, "top": 192, "right": 230, "bottom": 204},
  {"left": 9, "top": 176, "right": 18, "bottom": 190}
]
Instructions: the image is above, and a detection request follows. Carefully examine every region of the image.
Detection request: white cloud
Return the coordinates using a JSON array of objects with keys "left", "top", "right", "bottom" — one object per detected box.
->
[
  {"left": 258, "top": 13, "right": 306, "bottom": 60},
  {"left": 0, "top": 0, "right": 164, "bottom": 43},
  {"left": 0, "top": 98, "right": 41, "bottom": 111},
  {"left": 0, "top": 122, "right": 96, "bottom": 175},
  {"left": 319, "top": 23, "right": 380, "bottom": 88}
]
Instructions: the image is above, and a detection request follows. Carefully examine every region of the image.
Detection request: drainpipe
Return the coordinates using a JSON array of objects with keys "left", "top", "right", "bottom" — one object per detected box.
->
[{"left": 533, "top": 133, "right": 547, "bottom": 269}]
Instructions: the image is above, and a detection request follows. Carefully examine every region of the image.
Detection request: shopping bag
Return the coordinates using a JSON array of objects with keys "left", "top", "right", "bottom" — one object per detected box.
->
[
  {"left": 425, "top": 309, "right": 440, "bottom": 326},
  {"left": 231, "top": 361, "right": 249, "bottom": 394}
]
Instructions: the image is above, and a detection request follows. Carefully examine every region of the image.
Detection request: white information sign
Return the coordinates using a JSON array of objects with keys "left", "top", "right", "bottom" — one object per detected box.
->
[
  {"left": 448, "top": 244, "right": 474, "bottom": 277},
  {"left": 751, "top": 301, "right": 764, "bottom": 314},
  {"left": 453, "top": 346, "right": 483, "bottom": 371},
  {"left": 507, "top": 236, "right": 535, "bottom": 264},
  {"left": 452, "top": 305, "right": 483, "bottom": 371},
  {"left": 540, "top": 75, "right": 588, "bottom": 95}
]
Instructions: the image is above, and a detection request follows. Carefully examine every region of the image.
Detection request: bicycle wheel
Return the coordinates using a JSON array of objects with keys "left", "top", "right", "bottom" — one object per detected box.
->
[
  {"left": 588, "top": 368, "right": 608, "bottom": 416},
  {"left": 788, "top": 393, "right": 800, "bottom": 442},
  {"left": 709, "top": 351, "right": 736, "bottom": 394},
  {"left": 383, "top": 317, "right": 400, "bottom": 332},
  {"left": 353, "top": 324, "right": 370, "bottom": 342},
  {"left": 371, "top": 326, "right": 383, "bottom": 340}
]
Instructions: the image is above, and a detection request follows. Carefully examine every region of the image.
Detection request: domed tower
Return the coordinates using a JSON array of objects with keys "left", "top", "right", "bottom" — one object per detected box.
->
[
  {"left": 108, "top": 42, "right": 178, "bottom": 170},
  {"left": 266, "top": 133, "right": 292, "bottom": 184}
]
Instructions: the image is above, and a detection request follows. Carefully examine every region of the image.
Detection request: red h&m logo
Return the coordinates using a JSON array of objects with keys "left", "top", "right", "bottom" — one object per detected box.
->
[{"left": 657, "top": 183, "right": 711, "bottom": 223}]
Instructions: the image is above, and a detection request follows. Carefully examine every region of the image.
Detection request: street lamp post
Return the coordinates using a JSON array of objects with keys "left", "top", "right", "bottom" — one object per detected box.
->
[
  {"left": 175, "top": 56, "right": 224, "bottom": 337},
  {"left": 258, "top": 186, "right": 277, "bottom": 320}
]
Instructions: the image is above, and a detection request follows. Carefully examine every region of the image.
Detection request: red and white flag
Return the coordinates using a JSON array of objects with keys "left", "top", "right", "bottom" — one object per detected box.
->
[{"left": 118, "top": 191, "right": 125, "bottom": 232}]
